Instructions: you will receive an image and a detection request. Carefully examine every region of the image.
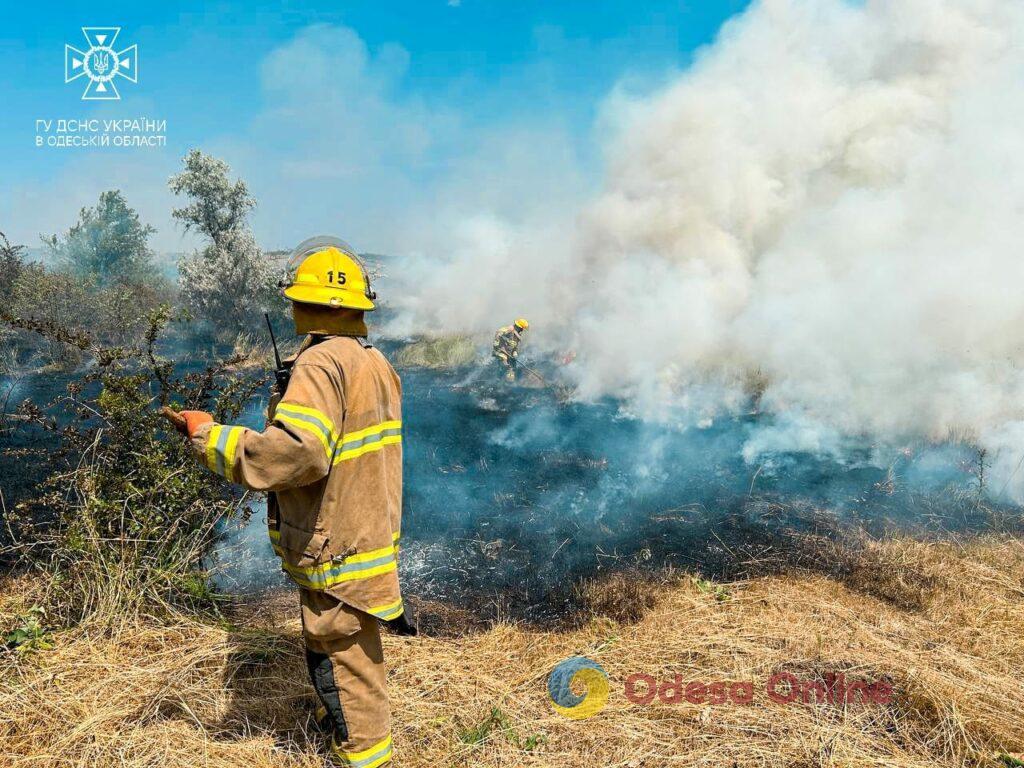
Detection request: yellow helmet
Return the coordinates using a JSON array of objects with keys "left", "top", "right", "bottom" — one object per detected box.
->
[
  {"left": 514, "top": 318, "right": 529, "bottom": 331},
  {"left": 280, "top": 236, "right": 377, "bottom": 310}
]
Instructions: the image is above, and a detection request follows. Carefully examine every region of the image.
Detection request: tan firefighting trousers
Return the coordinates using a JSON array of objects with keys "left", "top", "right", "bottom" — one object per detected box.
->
[
  {"left": 493, "top": 351, "right": 517, "bottom": 381},
  {"left": 301, "top": 589, "right": 392, "bottom": 767}
]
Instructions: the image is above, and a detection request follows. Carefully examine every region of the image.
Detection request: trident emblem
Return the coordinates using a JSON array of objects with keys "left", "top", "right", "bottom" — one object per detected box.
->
[
  {"left": 65, "top": 27, "right": 138, "bottom": 101},
  {"left": 92, "top": 51, "right": 111, "bottom": 76}
]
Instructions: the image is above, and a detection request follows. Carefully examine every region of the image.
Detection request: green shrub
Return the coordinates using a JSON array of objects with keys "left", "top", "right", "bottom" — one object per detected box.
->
[
  {"left": 3, "top": 607, "right": 54, "bottom": 654},
  {"left": 0, "top": 305, "right": 264, "bottom": 626},
  {"left": 44, "top": 190, "right": 156, "bottom": 286},
  {"left": 0, "top": 233, "right": 172, "bottom": 372}
]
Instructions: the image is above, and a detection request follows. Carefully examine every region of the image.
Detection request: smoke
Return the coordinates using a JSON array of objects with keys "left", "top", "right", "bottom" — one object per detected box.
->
[
  {"left": 209, "top": 0, "right": 1024, "bottom": 603},
  {"left": 387, "top": 0, "right": 1024, "bottom": 498}
]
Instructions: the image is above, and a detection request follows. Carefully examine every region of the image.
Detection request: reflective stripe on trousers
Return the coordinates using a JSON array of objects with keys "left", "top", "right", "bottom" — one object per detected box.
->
[{"left": 332, "top": 733, "right": 392, "bottom": 768}]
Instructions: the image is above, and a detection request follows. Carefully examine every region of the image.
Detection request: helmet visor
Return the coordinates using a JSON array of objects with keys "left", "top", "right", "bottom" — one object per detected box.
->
[{"left": 282, "top": 235, "right": 360, "bottom": 286}]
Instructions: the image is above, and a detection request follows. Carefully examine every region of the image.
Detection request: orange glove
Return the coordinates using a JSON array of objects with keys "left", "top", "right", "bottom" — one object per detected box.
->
[{"left": 160, "top": 407, "right": 213, "bottom": 438}]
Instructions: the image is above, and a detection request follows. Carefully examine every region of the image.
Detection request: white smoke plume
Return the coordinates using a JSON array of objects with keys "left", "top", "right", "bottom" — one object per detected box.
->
[{"left": 389, "top": 0, "right": 1024, "bottom": 496}]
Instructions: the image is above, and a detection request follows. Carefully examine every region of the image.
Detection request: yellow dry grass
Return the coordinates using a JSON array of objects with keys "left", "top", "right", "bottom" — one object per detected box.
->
[{"left": 2, "top": 535, "right": 1023, "bottom": 767}]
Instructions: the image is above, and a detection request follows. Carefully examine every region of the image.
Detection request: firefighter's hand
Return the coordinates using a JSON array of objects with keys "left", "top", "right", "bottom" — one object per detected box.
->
[{"left": 160, "top": 407, "right": 213, "bottom": 438}]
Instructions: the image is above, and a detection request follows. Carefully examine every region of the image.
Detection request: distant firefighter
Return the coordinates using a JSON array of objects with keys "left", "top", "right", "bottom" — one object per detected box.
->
[{"left": 492, "top": 318, "right": 529, "bottom": 381}]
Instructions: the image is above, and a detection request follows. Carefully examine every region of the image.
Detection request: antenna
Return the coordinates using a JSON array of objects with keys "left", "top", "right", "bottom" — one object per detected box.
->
[
  {"left": 265, "top": 312, "right": 283, "bottom": 370},
  {"left": 265, "top": 312, "right": 292, "bottom": 394}
]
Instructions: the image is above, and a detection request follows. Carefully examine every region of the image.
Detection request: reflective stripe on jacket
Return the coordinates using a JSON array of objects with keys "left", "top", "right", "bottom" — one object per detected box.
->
[
  {"left": 492, "top": 325, "right": 521, "bottom": 361},
  {"left": 191, "top": 335, "right": 403, "bottom": 617}
]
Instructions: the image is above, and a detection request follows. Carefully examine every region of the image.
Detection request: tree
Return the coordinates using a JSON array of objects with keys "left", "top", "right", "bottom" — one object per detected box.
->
[
  {"left": 46, "top": 191, "right": 155, "bottom": 285},
  {"left": 0, "top": 232, "right": 27, "bottom": 293},
  {"left": 169, "top": 150, "right": 279, "bottom": 337}
]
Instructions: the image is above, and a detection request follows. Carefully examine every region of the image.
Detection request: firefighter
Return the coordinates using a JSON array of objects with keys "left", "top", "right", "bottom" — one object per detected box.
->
[
  {"left": 163, "top": 236, "right": 406, "bottom": 768},
  {"left": 492, "top": 318, "right": 529, "bottom": 381}
]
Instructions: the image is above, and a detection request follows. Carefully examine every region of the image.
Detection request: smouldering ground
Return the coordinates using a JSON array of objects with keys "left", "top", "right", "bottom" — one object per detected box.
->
[{"left": 2, "top": 536, "right": 1023, "bottom": 767}]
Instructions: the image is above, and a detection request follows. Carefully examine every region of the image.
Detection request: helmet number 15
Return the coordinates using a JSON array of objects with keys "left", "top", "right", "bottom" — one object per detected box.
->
[{"left": 326, "top": 270, "right": 347, "bottom": 285}]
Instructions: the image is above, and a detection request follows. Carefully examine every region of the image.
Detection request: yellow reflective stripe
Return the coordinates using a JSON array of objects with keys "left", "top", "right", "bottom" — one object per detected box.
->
[
  {"left": 332, "top": 420, "right": 402, "bottom": 465},
  {"left": 332, "top": 734, "right": 393, "bottom": 768},
  {"left": 274, "top": 407, "right": 336, "bottom": 459},
  {"left": 367, "top": 597, "right": 403, "bottom": 620},
  {"left": 270, "top": 541, "right": 399, "bottom": 590},
  {"left": 205, "top": 425, "right": 245, "bottom": 481},
  {"left": 342, "top": 420, "right": 401, "bottom": 444},
  {"left": 334, "top": 435, "right": 402, "bottom": 463},
  {"left": 282, "top": 558, "right": 397, "bottom": 589},
  {"left": 223, "top": 427, "right": 242, "bottom": 483},
  {"left": 265, "top": 526, "right": 403, "bottom": 592},
  {"left": 344, "top": 543, "right": 395, "bottom": 564},
  {"left": 276, "top": 401, "right": 337, "bottom": 435},
  {"left": 205, "top": 425, "right": 223, "bottom": 473}
]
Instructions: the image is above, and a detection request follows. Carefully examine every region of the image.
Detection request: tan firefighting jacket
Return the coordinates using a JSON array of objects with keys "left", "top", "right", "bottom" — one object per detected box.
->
[
  {"left": 492, "top": 325, "right": 522, "bottom": 362},
  {"left": 190, "top": 335, "right": 404, "bottom": 621}
]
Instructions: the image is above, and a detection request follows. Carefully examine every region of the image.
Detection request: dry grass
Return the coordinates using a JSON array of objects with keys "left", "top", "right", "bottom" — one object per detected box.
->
[
  {"left": 2, "top": 535, "right": 1024, "bottom": 767},
  {"left": 394, "top": 336, "right": 478, "bottom": 369}
]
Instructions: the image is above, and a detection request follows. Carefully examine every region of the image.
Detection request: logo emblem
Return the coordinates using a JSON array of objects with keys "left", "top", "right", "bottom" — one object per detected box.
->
[
  {"left": 65, "top": 27, "right": 138, "bottom": 100},
  {"left": 548, "top": 657, "right": 609, "bottom": 719}
]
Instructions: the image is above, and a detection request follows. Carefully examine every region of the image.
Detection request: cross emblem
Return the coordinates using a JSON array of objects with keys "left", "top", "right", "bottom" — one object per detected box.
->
[{"left": 65, "top": 27, "right": 138, "bottom": 101}]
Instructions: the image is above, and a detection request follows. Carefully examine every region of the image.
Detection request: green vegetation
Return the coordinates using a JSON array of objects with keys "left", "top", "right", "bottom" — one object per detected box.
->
[
  {"left": 3, "top": 607, "right": 53, "bottom": 654},
  {"left": 2, "top": 219, "right": 170, "bottom": 372},
  {"left": 44, "top": 190, "right": 156, "bottom": 285},
  {"left": 694, "top": 576, "right": 731, "bottom": 602},
  {"left": 1, "top": 294, "right": 264, "bottom": 625},
  {"left": 0, "top": 149, "right": 286, "bottom": 628},
  {"left": 459, "top": 706, "right": 546, "bottom": 752}
]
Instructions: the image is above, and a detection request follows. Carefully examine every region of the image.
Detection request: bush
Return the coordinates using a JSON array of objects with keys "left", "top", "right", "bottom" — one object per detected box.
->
[
  {"left": 0, "top": 232, "right": 172, "bottom": 372},
  {"left": 0, "top": 305, "right": 265, "bottom": 625},
  {"left": 44, "top": 190, "right": 157, "bottom": 286}
]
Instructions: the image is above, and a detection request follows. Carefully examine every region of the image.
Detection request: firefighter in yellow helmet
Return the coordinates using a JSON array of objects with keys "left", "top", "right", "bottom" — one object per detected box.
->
[
  {"left": 492, "top": 317, "right": 529, "bottom": 382},
  {"left": 163, "top": 236, "right": 406, "bottom": 768}
]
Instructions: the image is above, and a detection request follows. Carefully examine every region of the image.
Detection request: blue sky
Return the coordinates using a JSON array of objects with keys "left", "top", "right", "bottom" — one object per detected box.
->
[{"left": 1, "top": 0, "right": 750, "bottom": 253}]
